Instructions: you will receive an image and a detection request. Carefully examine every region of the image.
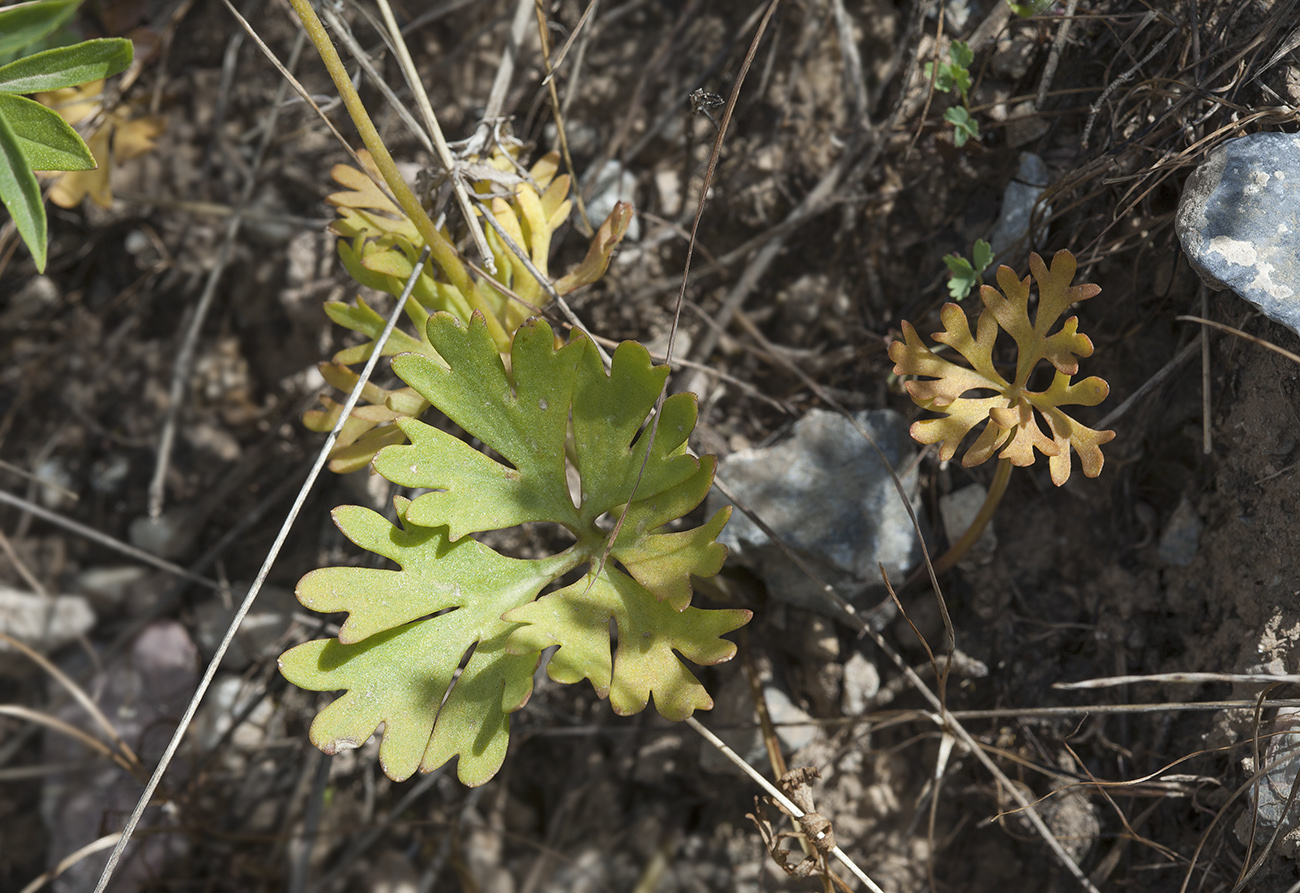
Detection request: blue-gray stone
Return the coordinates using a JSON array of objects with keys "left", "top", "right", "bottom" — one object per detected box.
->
[
  {"left": 707, "top": 408, "right": 921, "bottom": 617},
  {"left": 1157, "top": 497, "right": 1202, "bottom": 567},
  {"left": 988, "top": 152, "right": 1050, "bottom": 255},
  {"left": 1252, "top": 708, "right": 1300, "bottom": 832},
  {"left": 1175, "top": 131, "right": 1300, "bottom": 335}
]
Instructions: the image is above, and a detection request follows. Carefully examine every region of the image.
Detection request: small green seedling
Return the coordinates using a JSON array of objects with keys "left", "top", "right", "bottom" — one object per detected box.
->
[
  {"left": 890, "top": 250, "right": 1113, "bottom": 570},
  {"left": 943, "top": 106, "right": 980, "bottom": 148},
  {"left": 943, "top": 238, "right": 994, "bottom": 301},
  {"left": 924, "top": 40, "right": 974, "bottom": 104},
  {"left": 0, "top": 0, "right": 132, "bottom": 270},
  {"left": 925, "top": 41, "right": 980, "bottom": 147},
  {"left": 282, "top": 314, "right": 749, "bottom": 785}
]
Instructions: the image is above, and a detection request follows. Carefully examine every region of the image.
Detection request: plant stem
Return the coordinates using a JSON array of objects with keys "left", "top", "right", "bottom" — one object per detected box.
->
[
  {"left": 930, "top": 456, "right": 1012, "bottom": 576},
  {"left": 286, "top": 0, "right": 511, "bottom": 350}
]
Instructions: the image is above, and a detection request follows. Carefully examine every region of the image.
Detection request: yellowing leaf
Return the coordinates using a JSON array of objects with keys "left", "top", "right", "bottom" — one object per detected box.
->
[{"left": 889, "top": 249, "right": 1114, "bottom": 486}]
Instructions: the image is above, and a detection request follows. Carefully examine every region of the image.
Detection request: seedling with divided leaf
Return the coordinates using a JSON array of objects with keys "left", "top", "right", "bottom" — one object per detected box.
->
[
  {"left": 944, "top": 238, "right": 993, "bottom": 301},
  {"left": 281, "top": 313, "right": 749, "bottom": 785},
  {"left": 890, "top": 249, "right": 1114, "bottom": 570},
  {"left": 925, "top": 40, "right": 980, "bottom": 148}
]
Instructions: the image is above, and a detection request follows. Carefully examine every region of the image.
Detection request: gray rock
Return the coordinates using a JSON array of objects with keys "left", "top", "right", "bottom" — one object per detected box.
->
[
  {"left": 1004, "top": 99, "right": 1050, "bottom": 148},
  {"left": 841, "top": 652, "right": 881, "bottom": 717},
  {"left": 194, "top": 582, "right": 298, "bottom": 670},
  {"left": 988, "top": 152, "right": 1050, "bottom": 254},
  {"left": 0, "top": 588, "right": 95, "bottom": 672},
  {"left": 1248, "top": 707, "right": 1300, "bottom": 834},
  {"left": 1176, "top": 131, "right": 1300, "bottom": 335},
  {"left": 1157, "top": 497, "right": 1203, "bottom": 567},
  {"left": 584, "top": 160, "right": 639, "bottom": 240},
  {"left": 939, "top": 482, "right": 998, "bottom": 567},
  {"left": 709, "top": 409, "right": 921, "bottom": 616}
]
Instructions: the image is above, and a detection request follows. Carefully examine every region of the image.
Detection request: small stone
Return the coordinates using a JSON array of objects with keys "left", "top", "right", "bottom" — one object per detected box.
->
[
  {"left": 1255, "top": 708, "right": 1300, "bottom": 826},
  {"left": 194, "top": 582, "right": 298, "bottom": 670},
  {"left": 654, "top": 168, "right": 682, "bottom": 216},
  {"left": 939, "top": 483, "right": 998, "bottom": 567},
  {"left": 129, "top": 509, "right": 197, "bottom": 560},
  {"left": 195, "top": 674, "right": 275, "bottom": 769},
  {"left": 0, "top": 588, "right": 94, "bottom": 669},
  {"left": 1, "top": 275, "right": 58, "bottom": 324},
  {"left": 71, "top": 566, "right": 153, "bottom": 612},
  {"left": 842, "top": 652, "right": 881, "bottom": 716},
  {"left": 34, "top": 458, "right": 75, "bottom": 509},
  {"left": 764, "top": 685, "right": 817, "bottom": 753},
  {"left": 801, "top": 614, "right": 840, "bottom": 660},
  {"left": 1157, "top": 497, "right": 1202, "bottom": 566},
  {"left": 707, "top": 409, "right": 922, "bottom": 617},
  {"left": 89, "top": 453, "right": 130, "bottom": 494},
  {"left": 988, "top": 151, "right": 1050, "bottom": 254},
  {"left": 1175, "top": 131, "right": 1300, "bottom": 336},
  {"left": 700, "top": 673, "right": 818, "bottom": 775},
  {"left": 584, "top": 160, "right": 639, "bottom": 240},
  {"left": 991, "top": 33, "right": 1037, "bottom": 79}
]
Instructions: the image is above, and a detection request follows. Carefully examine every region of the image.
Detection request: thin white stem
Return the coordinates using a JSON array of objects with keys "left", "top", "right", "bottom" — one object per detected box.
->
[
  {"left": 686, "top": 716, "right": 886, "bottom": 893},
  {"left": 93, "top": 249, "right": 432, "bottom": 893},
  {"left": 319, "top": 5, "right": 433, "bottom": 155},
  {"left": 1057, "top": 672, "right": 1300, "bottom": 690}
]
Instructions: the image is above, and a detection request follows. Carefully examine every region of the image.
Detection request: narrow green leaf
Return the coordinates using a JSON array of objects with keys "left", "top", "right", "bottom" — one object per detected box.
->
[
  {"left": 0, "top": 108, "right": 47, "bottom": 271},
  {"left": 0, "top": 37, "right": 132, "bottom": 94},
  {"left": 0, "top": 93, "right": 93, "bottom": 170},
  {"left": 0, "top": 0, "right": 82, "bottom": 60}
]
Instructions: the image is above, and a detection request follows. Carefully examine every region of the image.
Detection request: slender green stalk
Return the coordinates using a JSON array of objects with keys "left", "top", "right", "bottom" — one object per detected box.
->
[{"left": 286, "top": 0, "right": 510, "bottom": 350}]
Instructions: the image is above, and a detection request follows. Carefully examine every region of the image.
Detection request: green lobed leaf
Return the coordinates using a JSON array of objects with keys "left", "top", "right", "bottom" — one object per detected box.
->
[
  {"left": 943, "top": 239, "right": 994, "bottom": 302},
  {"left": 280, "top": 500, "right": 573, "bottom": 784},
  {"left": 0, "top": 37, "right": 132, "bottom": 94},
  {"left": 944, "top": 254, "right": 978, "bottom": 301},
  {"left": 0, "top": 0, "right": 82, "bottom": 61},
  {"left": 284, "top": 313, "right": 747, "bottom": 784},
  {"left": 0, "top": 106, "right": 47, "bottom": 270},
  {"left": 944, "top": 106, "right": 979, "bottom": 147},
  {"left": 503, "top": 569, "right": 749, "bottom": 719},
  {"left": 379, "top": 313, "right": 586, "bottom": 536},
  {"left": 0, "top": 92, "right": 93, "bottom": 170}
]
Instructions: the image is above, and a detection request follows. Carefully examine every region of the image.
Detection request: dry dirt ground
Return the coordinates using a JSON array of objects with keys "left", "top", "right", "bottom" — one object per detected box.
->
[{"left": 4, "top": 0, "right": 1300, "bottom": 891}]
